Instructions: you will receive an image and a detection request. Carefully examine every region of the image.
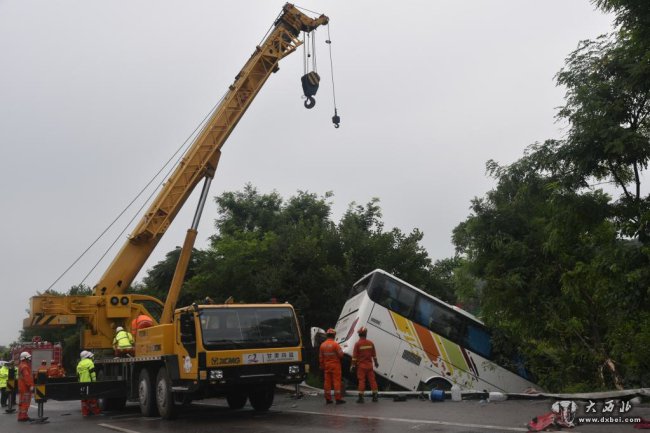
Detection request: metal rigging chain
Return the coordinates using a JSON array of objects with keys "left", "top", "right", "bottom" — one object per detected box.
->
[{"left": 326, "top": 23, "right": 340, "bottom": 128}]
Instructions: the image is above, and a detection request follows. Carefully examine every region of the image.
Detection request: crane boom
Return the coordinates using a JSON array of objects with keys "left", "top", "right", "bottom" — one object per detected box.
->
[
  {"left": 26, "top": 4, "right": 329, "bottom": 350},
  {"left": 93, "top": 4, "right": 328, "bottom": 296}
]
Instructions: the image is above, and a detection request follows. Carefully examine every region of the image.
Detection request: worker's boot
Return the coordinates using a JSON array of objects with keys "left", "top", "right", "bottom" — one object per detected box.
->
[
  {"left": 372, "top": 392, "right": 378, "bottom": 402},
  {"left": 356, "top": 394, "right": 364, "bottom": 404}
]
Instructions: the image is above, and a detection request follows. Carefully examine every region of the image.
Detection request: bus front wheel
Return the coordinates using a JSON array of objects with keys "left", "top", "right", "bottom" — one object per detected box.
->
[{"left": 421, "top": 377, "right": 452, "bottom": 392}]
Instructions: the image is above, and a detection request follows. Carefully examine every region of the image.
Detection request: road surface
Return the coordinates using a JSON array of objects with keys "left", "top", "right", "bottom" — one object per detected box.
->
[{"left": 1, "top": 389, "right": 647, "bottom": 433}]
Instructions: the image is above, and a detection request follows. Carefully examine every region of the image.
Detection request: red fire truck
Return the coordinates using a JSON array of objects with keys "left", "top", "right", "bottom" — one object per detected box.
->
[{"left": 10, "top": 337, "right": 63, "bottom": 369}]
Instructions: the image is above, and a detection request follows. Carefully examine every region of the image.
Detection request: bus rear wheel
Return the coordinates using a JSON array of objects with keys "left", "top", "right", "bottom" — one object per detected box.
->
[{"left": 249, "top": 384, "right": 274, "bottom": 411}]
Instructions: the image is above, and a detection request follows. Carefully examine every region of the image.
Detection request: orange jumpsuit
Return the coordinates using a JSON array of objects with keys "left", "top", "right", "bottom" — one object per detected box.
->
[
  {"left": 352, "top": 337, "right": 378, "bottom": 394},
  {"left": 319, "top": 337, "right": 343, "bottom": 402},
  {"left": 17, "top": 360, "right": 34, "bottom": 421},
  {"left": 47, "top": 364, "right": 65, "bottom": 378}
]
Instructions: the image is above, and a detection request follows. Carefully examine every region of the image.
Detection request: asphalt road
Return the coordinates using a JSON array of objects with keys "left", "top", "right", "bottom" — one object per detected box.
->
[{"left": 1, "top": 390, "right": 648, "bottom": 433}]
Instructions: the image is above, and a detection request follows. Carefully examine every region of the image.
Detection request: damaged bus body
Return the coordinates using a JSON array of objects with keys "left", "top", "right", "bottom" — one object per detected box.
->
[{"left": 332, "top": 269, "right": 538, "bottom": 393}]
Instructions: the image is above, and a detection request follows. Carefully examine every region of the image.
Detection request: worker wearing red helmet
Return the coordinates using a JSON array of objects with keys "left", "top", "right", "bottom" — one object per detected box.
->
[
  {"left": 319, "top": 328, "right": 345, "bottom": 404},
  {"left": 351, "top": 326, "right": 379, "bottom": 403}
]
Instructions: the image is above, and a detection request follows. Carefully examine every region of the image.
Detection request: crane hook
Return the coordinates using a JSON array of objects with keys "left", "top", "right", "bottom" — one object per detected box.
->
[
  {"left": 304, "top": 96, "right": 316, "bottom": 109},
  {"left": 332, "top": 109, "right": 340, "bottom": 128}
]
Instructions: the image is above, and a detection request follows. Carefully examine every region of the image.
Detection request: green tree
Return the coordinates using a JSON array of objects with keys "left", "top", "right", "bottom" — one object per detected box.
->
[{"left": 139, "top": 184, "right": 440, "bottom": 331}]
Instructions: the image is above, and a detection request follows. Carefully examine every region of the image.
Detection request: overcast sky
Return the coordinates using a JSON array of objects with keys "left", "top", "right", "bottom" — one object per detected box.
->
[{"left": 0, "top": 1, "right": 614, "bottom": 346}]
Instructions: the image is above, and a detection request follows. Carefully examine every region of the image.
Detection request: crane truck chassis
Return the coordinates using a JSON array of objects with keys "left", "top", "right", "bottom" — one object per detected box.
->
[{"left": 23, "top": 4, "right": 329, "bottom": 420}]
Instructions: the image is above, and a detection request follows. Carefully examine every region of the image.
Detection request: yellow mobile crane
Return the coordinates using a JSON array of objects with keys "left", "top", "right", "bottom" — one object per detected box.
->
[{"left": 23, "top": 4, "right": 329, "bottom": 419}]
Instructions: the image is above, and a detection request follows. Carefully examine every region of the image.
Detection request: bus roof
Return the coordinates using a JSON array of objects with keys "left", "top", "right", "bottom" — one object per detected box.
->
[{"left": 356, "top": 268, "right": 484, "bottom": 325}]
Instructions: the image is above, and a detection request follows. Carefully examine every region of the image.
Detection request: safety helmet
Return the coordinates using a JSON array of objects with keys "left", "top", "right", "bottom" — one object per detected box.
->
[
  {"left": 80, "top": 350, "right": 93, "bottom": 359},
  {"left": 357, "top": 326, "right": 368, "bottom": 336},
  {"left": 326, "top": 328, "right": 336, "bottom": 336},
  {"left": 19, "top": 351, "right": 31, "bottom": 361},
  {"left": 116, "top": 326, "right": 124, "bottom": 332}
]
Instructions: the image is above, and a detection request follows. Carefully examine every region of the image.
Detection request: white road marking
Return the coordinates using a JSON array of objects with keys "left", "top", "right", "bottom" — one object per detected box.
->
[
  {"left": 285, "top": 409, "right": 532, "bottom": 432},
  {"left": 99, "top": 423, "right": 143, "bottom": 433}
]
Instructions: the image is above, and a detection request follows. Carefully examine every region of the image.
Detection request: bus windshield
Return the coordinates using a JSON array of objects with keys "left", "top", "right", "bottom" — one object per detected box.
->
[{"left": 200, "top": 307, "right": 300, "bottom": 350}]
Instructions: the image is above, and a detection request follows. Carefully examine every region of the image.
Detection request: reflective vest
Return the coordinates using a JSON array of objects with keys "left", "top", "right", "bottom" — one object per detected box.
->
[
  {"left": 113, "top": 330, "right": 134, "bottom": 348},
  {"left": 76, "top": 358, "right": 96, "bottom": 383},
  {"left": 0, "top": 365, "right": 8, "bottom": 387}
]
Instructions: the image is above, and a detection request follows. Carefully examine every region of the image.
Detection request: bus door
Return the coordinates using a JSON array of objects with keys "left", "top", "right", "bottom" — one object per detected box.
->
[
  {"left": 389, "top": 340, "right": 423, "bottom": 391},
  {"left": 366, "top": 306, "right": 400, "bottom": 385}
]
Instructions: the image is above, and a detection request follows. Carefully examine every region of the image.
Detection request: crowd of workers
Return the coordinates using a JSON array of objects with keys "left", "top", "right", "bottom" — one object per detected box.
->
[{"left": 0, "top": 314, "right": 154, "bottom": 423}]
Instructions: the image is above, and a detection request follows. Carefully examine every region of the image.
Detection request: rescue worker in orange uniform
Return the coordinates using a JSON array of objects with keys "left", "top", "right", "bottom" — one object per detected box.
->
[
  {"left": 17, "top": 352, "right": 34, "bottom": 422},
  {"left": 319, "top": 328, "right": 345, "bottom": 404},
  {"left": 130, "top": 314, "right": 153, "bottom": 339},
  {"left": 351, "top": 326, "right": 379, "bottom": 403},
  {"left": 46, "top": 360, "right": 65, "bottom": 378}
]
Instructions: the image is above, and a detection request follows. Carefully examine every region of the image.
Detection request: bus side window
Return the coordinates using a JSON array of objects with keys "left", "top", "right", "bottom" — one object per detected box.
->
[
  {"left": 413, "top": 295, "right": 436, "bottom": 328},
  {"left": 466, "top": 324, "right": 492, "bottom": 359},
  {"left": 392, "top": 286, "right": 416, "bottom": 318}
]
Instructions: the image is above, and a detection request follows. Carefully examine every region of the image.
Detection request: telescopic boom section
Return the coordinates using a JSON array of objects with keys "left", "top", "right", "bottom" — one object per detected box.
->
[{"left": 93, "top": 4, "right": 328, "bottom": 297}]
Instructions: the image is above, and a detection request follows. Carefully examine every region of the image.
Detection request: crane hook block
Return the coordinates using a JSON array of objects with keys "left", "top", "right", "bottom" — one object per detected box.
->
[
  {"left": 301, "top": 71, "right": 320, "bottom": 109},
  {"left": 332, "top": 109, "right": 340, "bottom": 128}
]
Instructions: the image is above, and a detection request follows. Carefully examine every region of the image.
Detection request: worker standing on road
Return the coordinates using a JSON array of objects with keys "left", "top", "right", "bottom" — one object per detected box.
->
[
  {"left": 17, "top": 352, "right": 34, "bottom": 422},
  {"left": 319, "top": 328, "right": 345, "bottom": 405},
  {"left": 130, "top": 314, "right": 153, "bottom": 339},
  {"left": 0, "top": 360, "right": 8, "bottom": 408},
  {"left": 113, "top": 326, "right": 135, "bottom": 357},
  {"left": 77, "top": 351, "right": 101, "bottom": 417},
  {"left": 351, "top": 326, "right": 379, "bottom": 403}
]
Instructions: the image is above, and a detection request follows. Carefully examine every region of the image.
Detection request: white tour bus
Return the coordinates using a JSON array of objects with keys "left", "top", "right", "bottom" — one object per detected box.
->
[{"left": 333, "top": 269, "right": 538, "bottom": 392}]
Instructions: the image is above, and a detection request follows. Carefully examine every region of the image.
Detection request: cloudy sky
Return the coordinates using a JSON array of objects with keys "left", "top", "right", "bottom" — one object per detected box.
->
[{"left": 0, "top": 1, "right": 613, "bottom": 346}]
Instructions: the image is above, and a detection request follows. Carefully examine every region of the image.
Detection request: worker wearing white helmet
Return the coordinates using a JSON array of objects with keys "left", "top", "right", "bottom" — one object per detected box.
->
[
  {"left": 77, "top": 350, "right": 100, "bottom": 416},
  {"left": 112, "top": 325, "right": 134, "bottom": 357},
  {"left": 17, "top": 351, "right": 34, "bottom": 421}
]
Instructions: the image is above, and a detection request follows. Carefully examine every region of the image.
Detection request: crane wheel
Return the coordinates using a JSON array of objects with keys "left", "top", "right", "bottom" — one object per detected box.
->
[
  {"left": 138, "top": 368, "right": 159, "bottom": 417},
  {"left": 156, "top": 366, "right": 177, "bottom": 420}
]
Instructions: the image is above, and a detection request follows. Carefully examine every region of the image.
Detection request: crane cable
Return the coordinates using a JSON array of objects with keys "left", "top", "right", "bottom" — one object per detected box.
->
[
  {"left": 326, "top": 23, "right": 340, "bottom": 128},
  {"left": 46, "top": 94, "right": 226, "bottom": 291}
]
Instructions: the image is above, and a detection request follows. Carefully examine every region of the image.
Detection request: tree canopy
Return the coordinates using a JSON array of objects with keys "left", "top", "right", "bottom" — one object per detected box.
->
[
  {"left": 135, "top": 184, "right": 453, "bottom": 330},
  {"left": 452, "top": 0, "right": 650, "bottom": 391}
]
